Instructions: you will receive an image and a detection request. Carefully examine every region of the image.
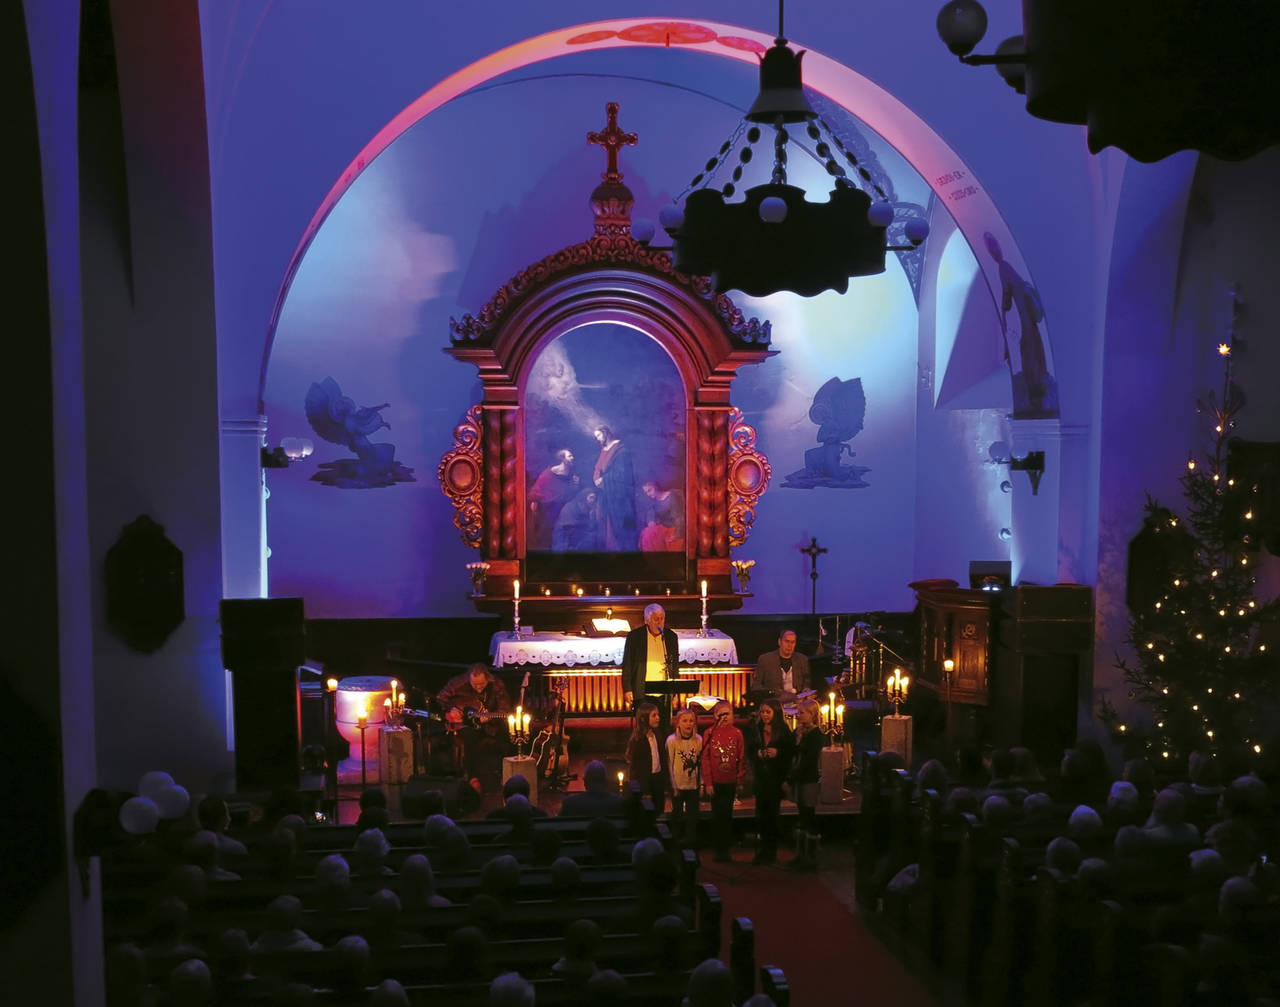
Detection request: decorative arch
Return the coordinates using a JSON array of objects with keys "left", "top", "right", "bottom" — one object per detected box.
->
[{"left": 259, "top": 17, "right": 1056, "bottom": 421}]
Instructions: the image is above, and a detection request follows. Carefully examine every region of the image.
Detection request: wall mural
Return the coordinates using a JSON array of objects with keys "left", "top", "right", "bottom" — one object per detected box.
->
[
  {"left": 782, "top": 376, "right": 871, "bottom": 489},
  {"left": 304, "top": 376, "right": 415, "bottom": 488},
  {"left": 984, "top": 233, "right": 1059, "bottom": 419},
  {"left": 525, "top": 325, "right": 685, "bottom": 553}
]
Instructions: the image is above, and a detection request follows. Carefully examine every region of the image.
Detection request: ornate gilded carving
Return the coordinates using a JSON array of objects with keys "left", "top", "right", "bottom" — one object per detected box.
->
[
  {"left": 448, "top": 234, "right": 771, "bottom": 348},
  {"left": 500, "top": 409, "right": 519, "bottom": 558},
  {"left": 727, "top": 407, "right": 772, "bottom": 547},
  {"left": 436, "top": 406, "right": 484, "bottom": 548}
]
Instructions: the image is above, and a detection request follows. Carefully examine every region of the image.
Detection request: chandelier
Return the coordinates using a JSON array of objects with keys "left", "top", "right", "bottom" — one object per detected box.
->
[{"left": 655, "top": 5, "right": 928, "bottom": 297}]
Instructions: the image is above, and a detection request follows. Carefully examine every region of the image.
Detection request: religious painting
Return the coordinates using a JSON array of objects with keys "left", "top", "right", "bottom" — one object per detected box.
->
[{"left": 524, "top": 323, "right": 685, "bottom": 553}]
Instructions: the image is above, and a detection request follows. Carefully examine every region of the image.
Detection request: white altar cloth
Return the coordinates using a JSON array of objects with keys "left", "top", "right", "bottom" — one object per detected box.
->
[{"left": 490, "top": 629, "right": 738, "bottom": 668}]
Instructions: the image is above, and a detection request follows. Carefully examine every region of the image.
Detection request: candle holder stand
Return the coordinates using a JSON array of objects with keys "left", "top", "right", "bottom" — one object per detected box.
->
[{"left": 698, "top": 595, "right": 709, "bottom": 638}]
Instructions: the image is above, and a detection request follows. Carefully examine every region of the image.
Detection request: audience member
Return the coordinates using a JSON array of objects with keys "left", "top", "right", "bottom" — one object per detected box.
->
[
  {"left": 353, "top": 827, "right": 394, "bottom": 877},
  {"left": 261, "top": 824, "right": 298, "bottom": 882},
  {"left": 330, "top": 935, "right": 371, "bottom": 996},
  {"left": 1021, "top": 791, "right": 1056, "bottom": 824},
  {"left": 1009, "top": 746, "right": 1044, "bottom": 786},
  {"left": 984, "top": 748, "right": 1027, "bottom": 804},
  {"left": 492, "top": 794, "right": 535, "bottom": 845},
  {"left": 943, "top": 786, "right": 979, "bottom": 816},
  {"left": 369, "top": 979, "right": 409, "bottom": 1007},
  {"left": 551, "top": 918, "right": 602, "bottom": 982},
  {"left": 550, "top": 856, "right": 581, "bottom": 901},
  {"left": 1105, "top": 781, "right": 1143, "bottom": 827},
  {"left": 489, "top": 971, "right": 536, "bottom": 1007},
  {"left": 424, "top": 813, "right": 455, "bottom": 848},
  {"left": 105, "top": 942, "right": 150, "bottom": 1007},
  {"left": 649, "top": 914, "right": 690, "bottom": 974},
  {"left": 195, "top": 796, "right": 247, "bottom": 859},
  {"left": 485, "top": 774, "right": 548, "bottom": 820},
  {"left": 683, "top": 957, "right": 734, "bottom": 1007},
  {"left": 559, "top": 761, "right": 625, "bottom": 818},
  {"left": 165, "top": 958, "right": 212, "bottom": 1006},
  {"left": 1067, "top": 805, "right": 1105, "bottom": 844},
  {"left": 313, "top": 854, "right": 353, "bottom": 912},
  {"left": 398, "top": 853, "right": 452, "bottom": 909},
  {"left": 146, "top": 896, "right": 204, "bottom": 962},
  {"left": 467, "top": 892, "right": 504, "bottom": 935},
  {"left": 435, "top": 824, "right": 473, "bottom": 871},
  {"left": 367, "top": 888, "right": 423, "bottom": 950},
  {"left": 980, "top": 794, "right": 1017, "bottom": 833},
  {"left": 447, "top": 925, "right": 491, "bottom": 982},
  {"left": 1045, "top": 836, "right": 1083, "bottom": 874},
  {"left": 251, "top": 895, "right": 321, "bottom": 953},
  {"left": 914, "top": 758, "right": 948, "bottom": 799},
  {"left": 529, "top": 824, "right": 563, "bottom": 866},
  {"left": 481, "top": 853, "right": 522, "bottom": 902},
  {"left": 585, "top": 816, "right": 622, "bottom": 863},
  {"left": 210, "top": 928, "right": 253, "bottom": 993},
  {"left": 587, "top": 968, "right": 630, "bottom": 998},
  {"left": 1143, "top": 788, "right": 1201, "bottom": 850},
  {"left": 183, "top": 830, "right": 240, "bottom": 882}
]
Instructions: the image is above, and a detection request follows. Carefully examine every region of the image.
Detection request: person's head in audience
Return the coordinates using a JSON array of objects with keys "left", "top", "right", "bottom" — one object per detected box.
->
[
  {"left": 1022, "top": 792, "right": 1055, "bottom": 824},
  {"left": 262, "top": 823, "right": 298, "bottom": 881},
  {"left": 552, "top": 918, "right": 602, "bottom": 981},
  {"left": 370, "top": 979, "right": 409, "bottom": 1007},
  {"left": 502, "top": 774, "right": 532, "bottom": 802},
  {"left": 1218, "top": 874, "right": 1260, "bottom": 932},
  {"left": 530, "top": 824, "right": 562, "bottom": 865},
  {"left": 1113, "top": 824, "right": 1146, "bottom": 860},
  {"left": 742, "top": 997, "right": 778, "bottom": 1007},
  {"left": 447, "top": 925, "right": 491, "bottom": 982},
  {"left": 1121, "top": 758, "right": 1155, "bottom": 796},
  {"left": 355, "top": 805, "right": 390, "bottom": 834},
  {"left": 1106, "top": 781, "right": 1142, "bottom": 826},
  {"left": 253, "top": 894, "right": 320, "bottom": 954},
  {"left": 436, "top": 823, "right": 473, "bottom": 871},
  {"left": 167, "top": 958, "right": 212, "bottom": 1006},
  {"left": 1067, "top": 805, "right": 1104, "bottom": 841},
  {"left": 943, "top": 786, "right": 979, "bottom": 816},
  {"left": 489, "top": 971, "right": 536, "bottom": 1007},
  {"left": 196, "top": 796, "right": 231, "bottom": 834},
  {"left": 550, "top": 856, "right": 581, "bottom": 900},
  {"left": 360, "top": 786, "right": 388, "bottom": 812},
  {"left": 331, "top": 935, "right": 371, "bottom": 995},
  {"left": 587, "top": 969, "right": 630, "bottom": 998},
  {"left": 424, "top": 812, "right": 455, "bottom": 847},
  {"left": 1205, "top": 818, "right": 1258, "bottom": 876},
  {"left": 184, "top": 830, "right": 238, "bottom": 881},
  {"left": 1144, "top": 787, "right": 1201, "bottom": 848},
  {"left": 1188, "top": 751, "right": 1223, "bottom": 792},
  {"left": 987, "top": 748, "right": 1015, "bottom": 784},
  {"left": 399, "top": 853, "right": 451, "bottom": 909},
  {"left": 368, "top": 889, "right": 403, "bottom": 932},
  {"left": 587, "top": 816, "right": 621, "bottom": 862},
  {"left": 314, "top": 853, "right": 352, "bottom": 911},
  {"left": 1189, "top": 848, "right": 1228, "bottom": 893},
  {"left": 482, "top": 853, "right": 521, "bottom": 901},
  {"left": 915, "top": 758, "right": 947, "bottom": 797},
  {"left": 354, "top": 827, "right": 393, "bottom": 876},
  {"left": 1221, "top": 774, "right": 1269, "bottom": 819},
  {"left": 1046, "top": 836, "right": 1082, "bottom": 873},
  {"left": 1009, "top": 747, "right": 1044, "bottom": 785},
  {"left": 168, "top": 863, "right": 208, "bottom": 906},
  {"left": 650, "top": 915, "right": 688, "bottom": 973},
  {"left": 149, "top": 895, "right": 195, "bottom": 951},
  {"left": 1076, "top": 857, "right": 1113, "bottom": 897},
  {"left": 981, "top": 794, "right": 1017, "bottom": 832},
  {"left": 582, "top": 760, "right": 610, "bottom": 793},
  {"left": 501, "top": 794, "right": 534, "bottom": 840},
  {"left": 683, "top": 957, "right": 734, "bottom": 1007}
]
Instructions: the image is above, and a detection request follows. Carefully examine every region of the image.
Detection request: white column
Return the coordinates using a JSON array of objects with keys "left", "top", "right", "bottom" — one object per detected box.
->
[
  {"left": 1009, "top": 418, "right": 1063, "bottom": 585},
  {"left": 220, "top": 416, "right": 268, "bottom": 599}
]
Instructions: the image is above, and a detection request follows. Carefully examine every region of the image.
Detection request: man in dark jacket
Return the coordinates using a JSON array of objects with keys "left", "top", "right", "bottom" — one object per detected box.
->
[
  {"left": 751, "top": 629, "right": 810, "bottom": 699},
  {"left": 558, "top": 761, "right": 626, "bottom": 818},
  {"left": 621, "top": 603, "right": 679, "bottom": 710}
]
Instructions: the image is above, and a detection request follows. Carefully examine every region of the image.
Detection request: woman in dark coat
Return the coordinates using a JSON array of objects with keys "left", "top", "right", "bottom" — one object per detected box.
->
[
  {"left": 748, "top": 698, "right": 794, "bottom": 865},
  {"left": 626, "top": 702, "right": 668, "bottom": 814}
]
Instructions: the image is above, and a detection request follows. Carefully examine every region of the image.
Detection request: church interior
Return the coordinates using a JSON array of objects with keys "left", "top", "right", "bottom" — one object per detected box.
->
[{"left": 9, "top": 1, "right": 1280, "bottom": 1004}]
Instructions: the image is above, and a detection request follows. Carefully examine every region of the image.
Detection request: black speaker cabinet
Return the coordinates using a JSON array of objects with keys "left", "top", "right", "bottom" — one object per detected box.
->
[{"left": 220, "top": 598, "right": 306, "bottom": 792}]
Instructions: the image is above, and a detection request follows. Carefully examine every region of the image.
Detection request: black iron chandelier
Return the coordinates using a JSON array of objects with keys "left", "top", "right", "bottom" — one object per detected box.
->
[{"left": 654, "top": 3, "right": 928, "bottom": 298}]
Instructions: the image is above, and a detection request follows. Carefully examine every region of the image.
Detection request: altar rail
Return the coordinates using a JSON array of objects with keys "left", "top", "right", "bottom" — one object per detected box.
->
[{"left": 548, "top": 667, "right": 752, "bottom": 715}]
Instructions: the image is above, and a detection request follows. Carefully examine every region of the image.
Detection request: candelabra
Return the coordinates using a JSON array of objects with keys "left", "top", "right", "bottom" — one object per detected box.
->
[
  {"left": 821, "top": 689, "right": 846, "bottom": 744},
  {"left": 886, "top": 667, "right": 910, "bottom": 715},
  {"left": 506, "top": 707, "right": 532, "bottom": 757}
]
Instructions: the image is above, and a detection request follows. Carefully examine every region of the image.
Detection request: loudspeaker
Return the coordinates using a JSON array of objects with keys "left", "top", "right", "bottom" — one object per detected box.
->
[
  {"left": 219, "top": 597, "right": 306, "bottom": 670},
  {"left": 220, "top": 598, "right": 306, "bottom": 792}
]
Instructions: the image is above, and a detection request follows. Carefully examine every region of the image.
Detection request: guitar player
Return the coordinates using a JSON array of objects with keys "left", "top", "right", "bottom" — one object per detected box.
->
[{"left": 438, "top": 662, "right": 513, "bottom": 786}]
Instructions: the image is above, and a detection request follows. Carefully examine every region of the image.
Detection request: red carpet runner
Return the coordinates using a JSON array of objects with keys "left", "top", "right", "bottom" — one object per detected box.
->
[{"left": 700, "top": 851, "right": 939, "bottom": 1006}]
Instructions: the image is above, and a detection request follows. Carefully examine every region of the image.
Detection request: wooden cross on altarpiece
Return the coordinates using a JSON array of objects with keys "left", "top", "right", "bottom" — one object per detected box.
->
[{"left": 587, "top": 102, "right": 637, "bottom": 182}]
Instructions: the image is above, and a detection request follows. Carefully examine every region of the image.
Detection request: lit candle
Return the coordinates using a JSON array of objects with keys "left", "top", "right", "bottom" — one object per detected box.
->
[
  {"left": 837, "top": 704, "right": 845, "bottom": 726},
  {"left": 701, "top": 579, "right": 707, "bottom": 598},
  {"left": 604, "top": 587, "right": 611, "bottom": 596},
  {"left": 544, "top": 587, "right": 551, "bottom": 596},
  {"left": 513, "top": 579, "right": 520, "bottom": 600},
  {"left": 617, "top": 770, "right": 625, "bottom": 791},
  {"left": 901, "top": 675, "right": 910, "bottom": 695},
  {"left": 577, "top": 587, "right": 584, "bottom": 597},
  {"left": 635, "top": 588, "right": 641, "bottom": 596},
  {"left": 390, "top": 679, "right": 398, "bottom": 707},
  {"left": 829, "top": 690, "right": 836, "bottom": 711},
  {"left": 508, "top": 714, "right": 516, "bottom": 733},
  {"left": 821, "top": 703, "right": 830, "bottom": 724},
  {"left": 523, "top": 712, "right": 531, "bottom": 731},
  {"left": 516, "top": 705, "right": 522, "bottom": 725},
  {"left": 325, "top": 677, "right": 338, "bottom": 693},
  {"left": 357, "top": 705, "right": 368, "bottom": 728}
]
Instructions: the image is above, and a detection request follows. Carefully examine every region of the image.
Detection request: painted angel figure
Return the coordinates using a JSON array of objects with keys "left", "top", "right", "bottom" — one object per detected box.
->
[
  {"left": 305, "top": 377, "right": 412, "bottom": 488},
  {"left": 782, "top": 376, "right": 872, "bottom": 489}
]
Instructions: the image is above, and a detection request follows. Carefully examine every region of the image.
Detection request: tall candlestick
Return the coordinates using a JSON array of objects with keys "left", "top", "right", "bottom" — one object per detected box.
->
[
  {"left": 701, "top": 579, "right": 707, "bottom": 598},
  {"left": 513, "top": 578, "right": 520, "bottom": 600}
]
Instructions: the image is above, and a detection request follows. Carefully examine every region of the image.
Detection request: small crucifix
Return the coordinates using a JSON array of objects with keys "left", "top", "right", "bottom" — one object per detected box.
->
[
  {"left": 799, "top": 536, "right": 828, "bottom": 617},
  {"left": 587, "top": 102, "right": 637, "bottom": 184}
]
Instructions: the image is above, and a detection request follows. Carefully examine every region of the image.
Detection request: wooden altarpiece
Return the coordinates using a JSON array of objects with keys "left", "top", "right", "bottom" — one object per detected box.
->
[{"left": 437, "top": 104, "right": 774, "bottom": 626}]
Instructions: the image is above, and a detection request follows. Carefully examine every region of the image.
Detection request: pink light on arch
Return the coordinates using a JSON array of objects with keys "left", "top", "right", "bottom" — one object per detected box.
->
[{"left": 259, "top": 17, "right": 1042, "bottom": 406}]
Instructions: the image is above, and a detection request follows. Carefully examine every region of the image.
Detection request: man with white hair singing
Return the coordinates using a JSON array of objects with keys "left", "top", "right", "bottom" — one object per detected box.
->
[{"left": 621, "top": 603, "right": 679, "bottom": 711}]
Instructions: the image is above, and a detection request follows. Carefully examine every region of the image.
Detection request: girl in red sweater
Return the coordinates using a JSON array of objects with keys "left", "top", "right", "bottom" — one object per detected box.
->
[{"left": 700, "top": 700, "right": 744, "bottom": 863}]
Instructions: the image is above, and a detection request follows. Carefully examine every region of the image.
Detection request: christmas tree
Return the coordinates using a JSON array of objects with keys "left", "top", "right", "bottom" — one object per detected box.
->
[{"left": 1103, "top": 289, "right": 1279, "bottom": 770}]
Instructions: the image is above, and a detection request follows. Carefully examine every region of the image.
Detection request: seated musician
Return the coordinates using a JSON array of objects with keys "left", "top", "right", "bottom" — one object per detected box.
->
[
  {"left": 751, "top": 628, "right": 810, "bottom": 700},
  {"left": 621, "top": 604, "right": 680, "bottom": 730},
  {"left": 438, "top": 662, "right": 512, "bottom": 784}
]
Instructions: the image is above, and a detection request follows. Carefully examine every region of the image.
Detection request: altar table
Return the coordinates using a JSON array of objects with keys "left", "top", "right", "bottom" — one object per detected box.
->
[{"left": 490, "top": 628, "right": 738, "bottom": 668}]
